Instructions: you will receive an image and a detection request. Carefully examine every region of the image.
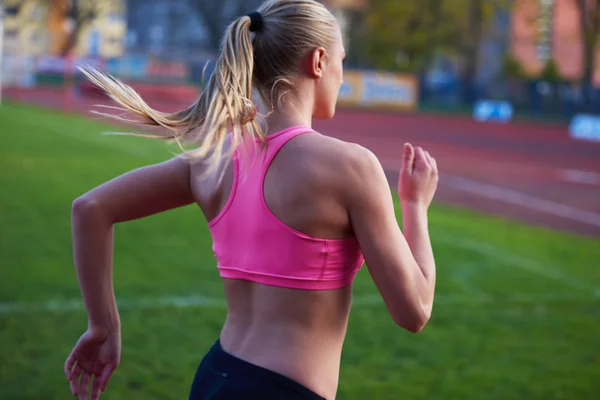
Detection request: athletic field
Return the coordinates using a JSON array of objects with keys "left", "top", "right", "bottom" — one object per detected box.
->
[{"left": 1, "top": 102, "right": 599, "bottom": 399}]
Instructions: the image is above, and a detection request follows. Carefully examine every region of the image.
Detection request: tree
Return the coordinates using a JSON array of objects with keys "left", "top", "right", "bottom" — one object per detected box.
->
[
  {"left": 447, "top": 0, "right": 513, "bottom": 103},
  {"left": 459, "top": 0, "right": 484, "bottom": 103},
  {"left": 575, "top": 0, "right": 600, "bottom": 106},
  {"left": 60, "top": 1, "right": 97, "bottom": 57},
  {"left": 363, "top": 0, "right": 511, "bottom": 84},
  {"left": 363, "top": 0, "right": 457, "bottom": 72},
  {"left": 189, "top": 0, "right": 265, "bottom": 51}
]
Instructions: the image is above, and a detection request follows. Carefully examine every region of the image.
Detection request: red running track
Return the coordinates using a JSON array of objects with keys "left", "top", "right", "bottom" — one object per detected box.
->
[{"left": 6, "top": 87, "right": 600, "bottom": 236}]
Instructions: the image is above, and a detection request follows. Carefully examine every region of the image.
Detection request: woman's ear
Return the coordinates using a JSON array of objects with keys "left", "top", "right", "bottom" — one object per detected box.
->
[{"left": 308, "top": 47, "right": 327, "bottom": 79}]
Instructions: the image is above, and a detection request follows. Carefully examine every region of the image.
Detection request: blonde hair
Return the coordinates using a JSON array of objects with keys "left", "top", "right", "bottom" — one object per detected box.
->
[{"left": 81, "top": 0, "right": 338, "bottom": 172}]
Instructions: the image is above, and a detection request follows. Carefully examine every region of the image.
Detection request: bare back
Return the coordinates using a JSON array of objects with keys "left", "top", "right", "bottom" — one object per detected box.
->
[
  {"left": 190, "top": 132, "right": 361, "bottom": 399},
  {"left": 66, "top": 116, "right": 436, "bottom": 400}
]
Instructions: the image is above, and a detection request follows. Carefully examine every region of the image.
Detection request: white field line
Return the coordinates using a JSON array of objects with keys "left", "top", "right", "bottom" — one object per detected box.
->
[
  {"left": 0, "top": 292, "right": 597, "bottom": 316},
  {"left": 439, "top": 174, "right": 600, "bottom": 228},
  {"left": 1, "top": 234, "right": 597, "bottom": 316}
]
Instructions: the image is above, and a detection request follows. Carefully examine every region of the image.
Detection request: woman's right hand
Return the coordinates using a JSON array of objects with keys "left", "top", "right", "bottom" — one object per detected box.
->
[
  {"left": 65, "top": 327, "right": 121, "bottom": 400},
  {"left": 398, "top": 143, "right": 439, "bottom": 209}
]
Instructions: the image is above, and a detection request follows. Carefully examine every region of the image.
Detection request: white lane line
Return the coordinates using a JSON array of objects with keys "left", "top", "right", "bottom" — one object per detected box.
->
[
  {"left": 0, "top": 295, "right": 224, "bottom": 315},
  {"left": 439, "top": 173, "right": 600, "bottom": 228},
  {"left": 0, "top": 292, "right": 597, "bottom": 316},
  {"left": 559, "top": 169, "right": 600, "bottom": 185}
]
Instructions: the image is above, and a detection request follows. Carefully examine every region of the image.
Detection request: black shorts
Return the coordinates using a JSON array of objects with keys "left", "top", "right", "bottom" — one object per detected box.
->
[{"left": 189, "top": 339, "right": 326, "bottom": 400}]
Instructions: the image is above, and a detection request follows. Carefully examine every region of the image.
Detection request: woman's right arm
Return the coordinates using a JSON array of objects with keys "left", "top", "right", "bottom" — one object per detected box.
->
[
  {"left": 65, "top": 156, "right": 196, "bottom": 398},
  {"left": 346, "top": 143, "right": 438, "bottom": 332},
  {"left": 72, "top": 155, "right": 195, "bottom": 332}
]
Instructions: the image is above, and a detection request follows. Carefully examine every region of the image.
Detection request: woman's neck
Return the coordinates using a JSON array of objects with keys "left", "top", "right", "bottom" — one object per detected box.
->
[{"left": 262, "top": 92, "right": 314, "bottom": 135}]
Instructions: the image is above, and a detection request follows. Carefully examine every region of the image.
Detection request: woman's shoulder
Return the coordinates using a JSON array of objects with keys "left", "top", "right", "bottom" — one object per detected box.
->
[
  {"left": 295, "top": 130, "right": 374, "bottom": 160},
  {"left": 305, "top": 132, "right": 380, "bottom": 171},
  {"left": 283, "top": 131, "right": 384, "bottom": 189}
]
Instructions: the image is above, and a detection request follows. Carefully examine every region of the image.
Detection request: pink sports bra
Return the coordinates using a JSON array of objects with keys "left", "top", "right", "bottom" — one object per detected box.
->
[{"left": 208, "top": 126, "right": 364, "bottom": 290}]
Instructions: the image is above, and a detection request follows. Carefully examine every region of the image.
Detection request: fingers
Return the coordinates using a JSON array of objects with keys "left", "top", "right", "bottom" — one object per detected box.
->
[
  {"left": 424, "top": 150, "right": 432, "bottom": 165},
  {"left": 412, "top": 146, "right": 438, "bottom": 175},
  {"left": 424, "top": 151, "right": 437, "bottom": 174},
  {"left": 428, "top": 153, "right": 438, "bottom": 175},
  {"left": 414, "top": 146, "right": 429, "bottom": 171},
  {"left": 97, "top": 364, "right": 116, "bottom": 395},
  {"left": 65, "top": 353, "right": 77, "bottom": 379},
  {"left": 79, "top": 371, "right": 91, "bottom": 400},
  {"left": 401, "top": 143, "right": 415, "bottom": 175},
  {"left": 401, "top": 143, "right": 438, "bottom": 179},
  {"left": 66, "top": 360, "right": 113, "bottom": 399},
  {"left": 91, "top": 374, "right": 103, "bottom": 400},
  {"left": 422, "top": 148, "right": 432, "bottom": 168},
  {"left": 65, "top": 354, "right": 84, "bottom": 397},
  {"left": 424, "top": 151, "right": 439, "bottom": 181},
  {"left": 68, "top": 360, "right": 83, "bottom": 397},
  {"left": 70, "top": 375, "right": 79, "bottom": 397}
]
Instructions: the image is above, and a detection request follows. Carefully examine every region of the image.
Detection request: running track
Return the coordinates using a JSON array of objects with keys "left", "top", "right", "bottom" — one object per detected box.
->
[{"left": 6, "top": 87, "right": 600, "bottom": 237}]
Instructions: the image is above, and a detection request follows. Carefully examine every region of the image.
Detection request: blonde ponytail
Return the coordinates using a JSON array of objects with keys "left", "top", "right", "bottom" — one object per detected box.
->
[
  {"left": 82, "top": 0, "right": 338, "bottom": 172},
  {"left": 81, "top": 13, "right": 262, "bottom": 172}
]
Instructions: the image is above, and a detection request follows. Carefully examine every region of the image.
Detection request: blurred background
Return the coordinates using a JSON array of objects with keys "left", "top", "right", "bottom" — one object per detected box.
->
[
  {"left": 1, "top": 1, "right": 599, "bottom": 399},
  {"left": 3, "top": 0, "right": 600, "bottom": 118}
]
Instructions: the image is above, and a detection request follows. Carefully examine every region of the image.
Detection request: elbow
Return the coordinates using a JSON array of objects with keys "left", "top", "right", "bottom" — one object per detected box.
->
[
  {"left": 403, "top": 315, "right": 429, "bottom": 333},
  {"left": 72, "top": 195, "right": 103, "bottom": 220},
  {"left": 392, "top": 306, "right": 432, "bottom": 333}
]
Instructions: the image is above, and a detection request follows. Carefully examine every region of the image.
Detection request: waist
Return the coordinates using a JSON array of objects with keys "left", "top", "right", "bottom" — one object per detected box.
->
[
  {"left": 204, "top": 339, "right": 327, "bottom": 399},
  {"left": 218, "top": 281, "right": 353, "bottom": 399},
  {"left": 219, "top": 320, "right": 345, "bottom": 400}
]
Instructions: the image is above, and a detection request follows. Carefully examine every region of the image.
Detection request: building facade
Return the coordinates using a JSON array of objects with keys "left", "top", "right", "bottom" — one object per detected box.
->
[
  {"left": 511, "top": 0, "right": 600, "bottom": 85},
  {"left": 4, "top": 0, "right": 126, "bottom": 58}
]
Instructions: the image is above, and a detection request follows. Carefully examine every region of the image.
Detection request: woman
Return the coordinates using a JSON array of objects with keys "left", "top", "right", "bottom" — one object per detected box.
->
[{"left": 64, "top": 1, "right": 438, "bottom": 399}]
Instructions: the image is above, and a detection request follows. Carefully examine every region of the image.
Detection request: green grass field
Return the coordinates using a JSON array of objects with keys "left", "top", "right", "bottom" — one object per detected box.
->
[{"left": 1, "top": 102, "right": 599, "bottom": 400}]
